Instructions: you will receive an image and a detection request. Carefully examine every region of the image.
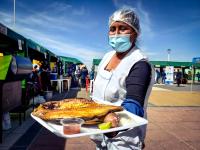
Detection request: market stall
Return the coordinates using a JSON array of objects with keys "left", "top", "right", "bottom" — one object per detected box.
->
[
  {"left": 0, "top": 55, "right": 32, "bottom": 143},
  {"left": 59, "top": 56, "right": 83, "bottom": 88},
  {"left": 47, "top": 50, "right": 57, "bottom": 71},
  {"left": 26, "top": 39, "right": 46, "bottom": 62},
  {"left": 0, "top": 23, "right": 26, "bottom": 56},
  {"left": 93, "top": 58, "right": 200, "bottom": 83},
  {"left": 59, "top": 56, "right": 82, "bottom": 75}
]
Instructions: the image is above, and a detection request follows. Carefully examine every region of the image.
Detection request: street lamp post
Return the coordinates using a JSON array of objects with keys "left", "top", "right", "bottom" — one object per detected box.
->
[
  {"left": 13, "top": 0, "right": 16, "bottom": 28},
  {"left": 167, "top": 49, "right": 171, "bottom": 61}
]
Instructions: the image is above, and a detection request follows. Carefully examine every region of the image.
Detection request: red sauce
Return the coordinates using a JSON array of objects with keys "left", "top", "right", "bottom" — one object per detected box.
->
[{"left": 63, "top": 124, "right": 81, "bottom": 135}]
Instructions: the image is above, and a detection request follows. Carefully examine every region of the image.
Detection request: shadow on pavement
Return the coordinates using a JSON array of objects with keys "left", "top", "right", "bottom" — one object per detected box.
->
[
  {"left": 51, "top": 88, "right": 81, "bottom": 101},
  {"left": 9, "top": 122, "right": 42, "bottom": 150}
]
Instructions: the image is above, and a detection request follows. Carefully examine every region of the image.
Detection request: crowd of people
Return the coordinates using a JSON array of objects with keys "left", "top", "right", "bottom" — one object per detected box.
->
[
  {"left": 29, "top": 61, "right": 96, "bottom": 96},
  {"left": 74, "top": 66, "right": 95, "bottom": 88},
  {"left": 155, "top": 68, "right": 200, "bottom": 87},
  {"left": 64, "top": 64, "right": 95, "bottom": 89}
]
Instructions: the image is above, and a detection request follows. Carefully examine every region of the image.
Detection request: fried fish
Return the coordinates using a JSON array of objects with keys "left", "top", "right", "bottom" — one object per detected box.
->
[{"left": 32, "top": 98, "right": 123, "bottom": 124}]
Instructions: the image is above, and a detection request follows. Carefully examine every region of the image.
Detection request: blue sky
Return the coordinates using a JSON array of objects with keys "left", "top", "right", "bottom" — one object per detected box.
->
[{"left": 0, "top": 0, "right": 200, "bottom": 69}]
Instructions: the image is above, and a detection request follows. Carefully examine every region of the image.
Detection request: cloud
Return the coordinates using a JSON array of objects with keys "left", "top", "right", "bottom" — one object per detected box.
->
[
  {"left": 45, "top": 1, "right": 72, "bottom": 12},
  {"left": 14, "top": 1, "right": 97, "bottom": 30},
  {"left": 136, "top": 1, "right": 155, "bottom": 38},
  {"left": 112, "top": 0, "right": 129, "bottom": 8},
  {"left": 0, "top": 8, "right": 93, "bottom": 33},
  {"left": 0, "top": 2, "right": 104, "bottom": 69},
  {"left": 139, "top": 45, "right": 158, "bottom": 57},
  {"left": 15, "top": 24, "right": 104, "bottom": 69},
  {"left": 0, "top": 11, "right": 13, "bottom": 25},
  {"left": 72, "top": 6, "right": 87, "bottom": 16},
  {"left": 158, "top": 20, "right": 200, "bottom": 35}
]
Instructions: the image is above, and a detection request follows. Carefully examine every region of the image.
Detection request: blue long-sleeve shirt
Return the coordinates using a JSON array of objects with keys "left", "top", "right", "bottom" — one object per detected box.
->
[{"left": 122, "top": 60, "right": 151, "bottom": 116}]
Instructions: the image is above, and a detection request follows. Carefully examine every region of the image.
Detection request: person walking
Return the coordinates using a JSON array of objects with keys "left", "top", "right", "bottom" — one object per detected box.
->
[
  {"left": 161, "top": 70, "right": 166, "bottom": 84},
  {"left": 155, "top": 69, "right": 160, "bottom": 84},
  {"left": 197, "top": 72, "right": 200, "bottom": 82},
  {"left": 80, "top": 66, "right": 88, "bottom": 88}
]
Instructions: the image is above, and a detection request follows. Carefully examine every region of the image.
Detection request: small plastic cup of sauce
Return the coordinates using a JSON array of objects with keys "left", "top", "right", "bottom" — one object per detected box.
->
[{"left": 60, "top": 118, "right": 85, "bottom": 135}]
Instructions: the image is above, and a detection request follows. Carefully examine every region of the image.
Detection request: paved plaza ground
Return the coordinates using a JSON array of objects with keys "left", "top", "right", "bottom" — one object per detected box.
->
[
  {"left": 149, "top": 84, "right": 200, "bottom": 107},
  {"left": 0, "top": 84, "right": 200, "bottom": 150},
  {"left": 27, "top": 107, "right": 200, "bottom": 150}
]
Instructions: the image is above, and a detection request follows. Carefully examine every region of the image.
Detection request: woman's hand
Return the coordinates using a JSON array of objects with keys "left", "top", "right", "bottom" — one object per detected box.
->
[
  {"left": 104, "top": 113, "right": 120, "bottom": 128},
  {"left": 103, "top": 113, "right": 120, "bottom": 138}
]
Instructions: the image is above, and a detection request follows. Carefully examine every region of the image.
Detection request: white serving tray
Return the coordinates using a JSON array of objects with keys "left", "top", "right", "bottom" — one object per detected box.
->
[{"left": 31, "top": 110, "right": 148, "bottom": 138}]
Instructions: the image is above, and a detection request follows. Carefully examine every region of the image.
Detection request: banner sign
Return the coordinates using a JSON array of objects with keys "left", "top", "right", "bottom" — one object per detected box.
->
[
  {"left": 192, "top": 57, "right": 200, "bottom": 64},
  {"left": 165, "top": 66, "right": 174, "bottom": 85},
  {"left": 18, "top": 39, "right": 22, "bottom": 50}
]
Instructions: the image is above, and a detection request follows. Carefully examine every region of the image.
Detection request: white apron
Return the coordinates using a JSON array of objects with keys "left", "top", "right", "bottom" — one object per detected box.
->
[{"left": 91, "top": 46, "right": 155, "bottom": 150}]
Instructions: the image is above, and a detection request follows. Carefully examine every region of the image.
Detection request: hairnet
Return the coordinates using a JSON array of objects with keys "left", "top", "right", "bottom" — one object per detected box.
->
[{"left": 109, "top": 8, "right": 140, "bottom": 35}]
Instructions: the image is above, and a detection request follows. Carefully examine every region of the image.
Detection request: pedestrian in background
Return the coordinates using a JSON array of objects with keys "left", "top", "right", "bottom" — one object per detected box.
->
[
  {"left": 39, "top": 64, "right": 51, "bottom": 91},
  {"left": 176, "top": 69, "right": 182, "bottom": 87},
  {"left": 31, "top": 65, "right": 39, "bottom": 83},
  {"left": 155, "top": 69, "right": 160, "bottom": 84},
  {"left": 80, "top": 66, "right": 88, "bottom": 88},
  {"left": 89, "top": 68, "right": 95, "bottom": 80},
  {"left": 197, "top": 72, "right": 200, "bottom": 82},
  {"left": 75, "top": 67, "right": 81, "bottom": 86},
  {"left": 161, "top": 70, "right": 166, "bottom": 84}
]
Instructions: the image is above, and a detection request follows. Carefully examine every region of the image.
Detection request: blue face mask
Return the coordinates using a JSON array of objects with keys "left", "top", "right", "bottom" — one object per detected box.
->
[{"left": 109, "top": 34, "right": 132, "bottom": 53}]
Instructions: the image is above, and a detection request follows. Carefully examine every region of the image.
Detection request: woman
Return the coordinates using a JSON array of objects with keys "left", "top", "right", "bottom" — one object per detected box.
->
[{"left": 91, "top": 8, "right": 155, "bottom": 150}]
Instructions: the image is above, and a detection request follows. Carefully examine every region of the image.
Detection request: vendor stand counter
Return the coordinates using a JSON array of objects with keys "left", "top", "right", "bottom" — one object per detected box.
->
[{"left": 0, "top": 55, "right": 32, "bottom": 143}]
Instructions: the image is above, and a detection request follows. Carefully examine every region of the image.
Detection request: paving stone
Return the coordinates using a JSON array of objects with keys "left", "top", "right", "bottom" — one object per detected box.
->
[
  {"left": 186, "top": 141, "right": 200, "bottom": 150},
  {"left": 145, "top": 140, "right": 166, "bottom": 150},
  {"left": 67, "top": 137, "right": 94, "bottom": 144},
  {"left": 147, "top": 123, "right": 158, "bottom": 130},
  {"left": 157, "top": 140, "right": 193, "bottom": 150},
  {"left": 173, "top": 130, "right": 200, "bottom": 142},
  {"left": 158, "top": 122, "right": 188, "bottom": 131},
  {"left": 182, "top": 122, "right": 200, "bottom": 130},
  {"left": 146, "top": 129, "right": 176, "bottom": 142}
]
